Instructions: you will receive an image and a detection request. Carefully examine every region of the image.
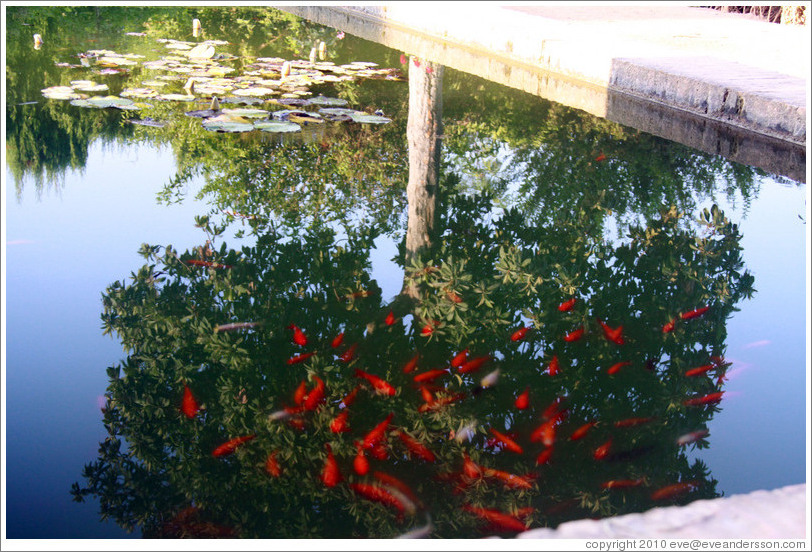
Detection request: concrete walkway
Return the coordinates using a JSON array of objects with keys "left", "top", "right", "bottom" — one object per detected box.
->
[{"left": 281, "top": 4, "right": 808, "bottom": 181}]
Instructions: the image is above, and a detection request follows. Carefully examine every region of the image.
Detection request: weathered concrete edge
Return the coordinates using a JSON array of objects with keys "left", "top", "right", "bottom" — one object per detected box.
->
[
  {"left": 514, "top": 483, "right": 809, "bottom": 540},
  {"left": 281, "top": 5, "right": 805, "bottom": 148}
]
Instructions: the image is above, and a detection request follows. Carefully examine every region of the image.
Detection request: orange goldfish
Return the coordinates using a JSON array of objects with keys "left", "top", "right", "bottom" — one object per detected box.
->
[
  {"left": 510, "top": 326, "right": 530, "bottom": 342},
  {"left": 292, "top": 380, "right": 308, "bottom": 405},
  {"left": 181, "top": 385, "right": 199, "bottom": 419},
  {"left": 601, "top": 479, "right": 644, "bottom": 490},
  {"left": 484, "top": 467, "right": 533, "bottom": 490},
  {"left": 403, "top": 354, "right": 420, "bottom": 374},
  {"left": 597, "top": 319, "right": 624, "bottom": 345},
  {"left": 331, "top": 332, "right": 345, "bottom": 348},
  {"left": 340, "top": 385, "right": 361, "bottom": 408},
  {"left": 418, "top": 391, "right": 465, "bottom": 412},
  {"left": 462, "top": 504, "right": 527, "bottom": 533},
  {"left": 563, "top": 327, "right": 584, "bottom": 342},
  {"left": 353, "top": 441, "right": 369, "bottom": 475},
  {"left": 462, "top": 453, "right": 483, "bottom": 479},
  {"left": 489, "top": 428, "right": 524, "bottom": 454},
  {"left": 450, "top": 349, "right": 469, "bottom": 368},
  {"left": 548, "top": 355, "right": 561, "bottom": 376},
  {"left": 370, "top": 442, "right": 389, "bottom": 461},
  {"left": 683, "top": 392, "right": 724, "bottom": 406},
  {"left": 287, "top": 352, "right": 315, "bottom": 365},
  {"left": 535, "top": 447, "right": 553, "bottom": 465},
  {"left": 593, "top": 438, "right": 612, "bottom": 460},
  {"left": 614, "top": 417, "right": 655, "bottom": 428},
  {"left": 329, "top": 410, "right": 350, "bottom": 433},
  {"left": 385, "top": 310, "right": 397, "bottom": 326},
  {"left": 361, "top": 412, "right": 394, "bottom": 449},
  {"left": 558, "top": 297, "right": 577, "bottom": 312},
  {"left": 265, "top": 451, "right": 281, "bottom": 477},
  {"left": 685, "top": 364, "right": 714, "bottom": 377},
  {"left": 662, "top": 318, "right": 677, "bottom": 333},
  {"left": 214, "top": 321, "right": 259, "bottom": 332},
  {"left": 350, "top": 483, "right": 413, "bottom": 517},
  {"left": 446, "top": 289, "right": 463, "bottom": 303},
  {"left": 338, "top": 343, "right": 358, "bottom": 363},
  {"left": 607, "top": 361, "right": 631, "bottom": 375},
  {"left": 514, "top": 387, "right": 530, "bottom": 410},
  {"left": 373, "top": 471, "right": 420, "bottom": 505},
  {"left": 569, "top": 421, "right": 596, "bottom": 441},
  {"left": 458, "top": 355, "right": 489, "bottom": 374},
  {"left": 413, "top": 369, "right": 449, "bottom": 384},
  {"left": 420, "top": 324, "right": 433, "bottom": 336},
  {"left": 354, "top": 368, "right": 396, "bottom": 396},
  {"left": 288, "top": 323, "right": 308, "bottom": 346},
  {"left": 676, "top": 429, "right": 709, "bottom": 446},
  {"left": 680, "top": 306, "right": 709, "bottom": 320},
  {"left": 530, "top": 419, "right": 557, "bottom": 446},
  {"left": 320, "top": 444, "right": 342, "bottom": 487},
  {"left": 212, "top": 435, "right": 255, "bottom": 457},
  {"left": 651, "top": 481, "right": 696, "bottom": 500},
  {"left": 595, "top": 153, "right": 606, "bottom": 162},
  {"left": 397, "top": 430, "right": 436, "bottom": 462},
  {"left": 303, "top": 376, "right": 325, "bottom": 411}
]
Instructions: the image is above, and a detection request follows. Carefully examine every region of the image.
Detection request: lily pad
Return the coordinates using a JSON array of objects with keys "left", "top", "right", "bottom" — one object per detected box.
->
[
  {"left": 185, "top": 109, "right": 221, "bottom": 118},
  {"left": 232, "top": 87, "right": 277, "bottom": 97},
  {"left": 201, "top": 114, "right": 254, "bottom": 133},
  {"left": 70, "top": 80, "right": 109, "bottom": 92},
  {"left": 222, "top": 107, "right": 270, "bottom": 119},
  {"left": 348, "top": 112, "right": 392, "bottom": 124},
  {"left": 141, "top": 80, "right": 170, "bottom": 87},
  {"left": 155, "top": 93, "right": 197, "bottom": 102},
  {"left": 41, "top": 86, "right": 83, "bottom": 100},
  {"left": 120, "top": 87, "right": 159, "bottom": 98},
  {"left": 308, "top": 95, "right": 348, "bottom": 107},
  {"left": 288, "top": 112, "right": 325, "bottom": 125},
  {"left": 187, "top": 43, "right": 215, "bottom": 59},
  {"left": 70, "top": 95, "right": 136, "bottom": 109},
  {"left": 253, "top": 120, "right": 302, "bottom": 133}
]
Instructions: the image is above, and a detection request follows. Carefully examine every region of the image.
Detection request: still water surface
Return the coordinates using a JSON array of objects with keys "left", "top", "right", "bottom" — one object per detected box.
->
[{"left": 3, "top": 6, "right": 808, "bottom": 540}]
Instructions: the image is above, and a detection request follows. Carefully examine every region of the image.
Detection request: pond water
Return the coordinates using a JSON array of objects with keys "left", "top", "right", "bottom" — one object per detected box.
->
[{"left": 3, "top": 6, "right": 808, "bottom": 541}]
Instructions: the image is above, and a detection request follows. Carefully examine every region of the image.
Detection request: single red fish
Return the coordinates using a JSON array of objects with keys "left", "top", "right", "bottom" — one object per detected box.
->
[
  {"left": 413, "top": 368, "right": 449, "bottom": 384},
  {"left": 458, "top": 355, "right": 489, "bottom": 374},
  {"left": 212, "top": 434, "right": 255, "bottom": 457},
  {"left": 397, "top": 430, "right": 436, "bottom": 462},
  {"left": 340, "top": 385, "right": 361, "bottom": 408},
  {"left": 462, "top": 504, "right": 527, "bottom": 533},
  {"left": 530, "top": 419, "right": 557, "bottom": 446},
  {"left": 331, "top": 332, "right": 345, "bottom": 348},
  {"left": 451, "top": 349, "right": 469, "bottom": 368},
  {"left": 446, "top": 289, "right": 463, "bottom": 303},
  {"left": 353, "top": 441, "right": 369, "bottom": 475},
  {"left": 292, "top": 380, "right": 307, "bottom": 405},
  {"left": 483, "top": 467, "right": 533, "bottom": 490},
  {"left": 350, "top": 483, "right": 411, "bottom": 517},
  {"left": 595, "top": 153, "right": 606, "bottom": 162},
  {"left": 288, "top": 323, "right": 308, "bottom": 346},
  {"left": 558, "top": 297, "right": 577, "bottom": 312},
  {"left": 287, "top": 352, "right": 315, "bottom": 365},
  {"left": 418, "top": 391, "right": 466, "bottom": 412},
  {"left": 511, "top": 326, "right": 530, "bottom": 342},
  {"left": 614, "top": 417, "right": 655, "bottom": 428},
  {"left": 403, "top": 354, "right": 420, "bottom": 373},
  {"left": 265, "top": 451, "right": 281, "bottom": 477},
  {"left": 542, "top": 396, "right": 566, "bottom": 420},
  {"left": 514, "top": 387, "right": 530, "bottom": 410},
  {"left": 593, "top": 438, "right": 612, "bottom": 460},
  {"left": 489, "top": 428, "right": 524, "bottom": 454},
  {"left": 601, "top": 479, "right": 644, "bottom": 490},
  {"left": 329, "top": 410, "right": 350, "bottom": 433},
  {"left": 361, "top": 412, "right": 394, "bottom": 449},
  {"left": 535, "top": 447, "right": 553, "bottom": 465},
  {"left": 681, "top": 306, "right": 710, "bottom": 320},
  {"left": 181, "top": 385, "right": 199, "bottom": 419},
  {"left": 569, "top": 421, "right": 596, "bottom": 441},
  {"left": 370, "top": 442, "right": 389, "bottom": 461},
  {"left": 662, "top": 318, "right": 677, "bottom": 333},
  {"left": 338, "top": 343, "right": 358, "bottom": 363},
  {"left": 651, "top": 481, "right": 696, "bottom": 500},
  {"left": 420, "top": 324, "right": 433, "bottom": 336},
  {"left": 685, "top": 364, "right": 715, "bottom": 377},
  {"left": 419, "top": 385, "right": 434, "bottom": 404},
  {"left": 683, "top": 391, "right": 724, "bottom": 406},
  {"left": 354, "top": 368, "right": 396, "bottom": 396},
  {"left": 548, "top": 355, "right": 560, "bottom": 376},
  {"left": 320, "top": 444, "right": 342, "bottom": 488},
  {"left": 597, "top": 318, "right": 624, "bottom": 345},
  {"left": 563, "top": 327, "right": 584, "bottom": 342},
  {"left": 607, "top": 361, "right": 631, "bottom": 375},
  {"left": 385, "top": 310, "right": 397, "bottom": 326},
  {"left": 373, "top": 471, "right": 420, "bottom": 505},
  {"left": 676, "top": 429, "right": 710, "bottom": 446},
  {"left": 185, "top": 259, "right": 232, "bottom": 269},
  {"left": 462, "top": 453, "right": 483, "bottom": 479},
  {"left": 303, "top": 376, "right": 325, "bottom": 411}
]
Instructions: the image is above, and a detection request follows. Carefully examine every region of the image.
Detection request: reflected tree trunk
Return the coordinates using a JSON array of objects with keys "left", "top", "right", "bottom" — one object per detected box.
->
[{"left": 402, "top": 60, "right": 443, "bottom": 300}]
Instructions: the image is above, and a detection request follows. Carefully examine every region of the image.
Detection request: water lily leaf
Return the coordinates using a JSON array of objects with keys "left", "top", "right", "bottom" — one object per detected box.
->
[
  {"left": 271, "top": 109, "right": 309, "bottom": 120},
  {"left": 94, "top": 68, "right": 129, "bottom": 76},
  {"left": 318, "top": 107, "right": 364, "bottom": 117},
  {"left": 187, "top": 43, "right": 215, "bottom": 59},
  {"left": 222, "top": 107, "right": 269, "bottom": 119},
  {"left": 70, "top": 80, "right": 109, "bottom": 92},
  {"left": 155, "top": 93, "right": 197, "bottom": 102},
  {"left": 201, "top": 114, "right": 254, "bottom": 132},
  {"left": 97, "top": 55, "right": 138, "bottom": 66},
  {"left": 120, "top": 87, "right": 159, "bottom": 98},
  {"left": 254, "top": 120, "right": 301, "bottom": 133},
  {"left": 271, "top": 98, "right": 310, "bottom": 107},
  {"left": 220, "top": 96, "right": 265, "bottom": 105},
  {"left": 348, "top": 112, "right": 392, "bottom": 124},
  {"left": 308, "top": 96, "right": 348, "bottom": 107},
  {"left": 141, "top": 80, "right": 170, "bottom": 87},
  {"left": 165, "top": 42, "right": 192, "bottom": 51},
  {"left": 185, "top": 109, "right": 221, "bottom": 118},
  {"left": 232, "top": 87, "right": 277, "bottom": 97},
  {"left": 70, "top": 95, "right": 135, "bottom": 109},
  {"left": 41, "top": 86, "right": 83, "bottom": 100},
  {"left": 288, "top": 113, "right": 324, "bottom": 125}
]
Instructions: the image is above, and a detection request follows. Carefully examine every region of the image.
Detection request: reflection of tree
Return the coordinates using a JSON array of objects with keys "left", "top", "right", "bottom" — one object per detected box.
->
[{"left": 73, "top": 194, "right": 753, "bottom": 537}]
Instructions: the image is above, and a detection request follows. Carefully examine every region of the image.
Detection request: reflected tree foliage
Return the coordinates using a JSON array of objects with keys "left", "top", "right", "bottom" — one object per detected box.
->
[{"left": 72, "top": 193, "right": 753, "bottom": 537}]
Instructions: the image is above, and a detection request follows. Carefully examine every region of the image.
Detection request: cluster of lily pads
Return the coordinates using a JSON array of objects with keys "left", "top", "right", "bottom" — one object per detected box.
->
[{"left": 41, "top": 35, "right": 402, "bottom": 133}]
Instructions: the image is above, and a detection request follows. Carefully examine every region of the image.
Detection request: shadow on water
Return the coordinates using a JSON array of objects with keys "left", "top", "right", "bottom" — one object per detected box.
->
[{"left": 4, "top": 5, "right": 770, "bottom": 539}]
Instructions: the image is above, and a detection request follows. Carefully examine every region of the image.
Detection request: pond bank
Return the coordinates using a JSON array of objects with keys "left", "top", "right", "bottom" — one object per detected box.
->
[{"left": 280, "top": 4, "right": 807, "bottom": 182}]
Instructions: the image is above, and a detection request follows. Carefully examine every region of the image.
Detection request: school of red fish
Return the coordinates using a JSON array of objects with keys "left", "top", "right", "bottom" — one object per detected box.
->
[{"left": 179, "top": 276, "right": 723, "bottom": 536}]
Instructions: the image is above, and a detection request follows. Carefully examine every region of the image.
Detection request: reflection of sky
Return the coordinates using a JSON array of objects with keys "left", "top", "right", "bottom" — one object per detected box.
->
[{"left": 3, "top": 136, "right": 808, "bottom": 539}]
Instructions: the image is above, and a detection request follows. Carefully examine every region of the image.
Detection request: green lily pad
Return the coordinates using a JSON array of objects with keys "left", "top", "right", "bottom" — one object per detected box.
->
[
  {"left": 120, "top": 87, "right": 159, "bottom": 99},
  {"left": 253, "top": 120, "right": 301, "bottom": 133},
  {"left": 222, "top": 107, "right": 270, "bottom": 118},
  {"left": 349, "top": 112, "right": 392, "bottom": 124},
  {"left": 201, "top": 114, "right": 254, "bottom": 133},
  {"left": 308, "top": 96, "right": 348, "bottom": 107},
  {"left": 155, "top": 93, "right": 197, "bottom": 102},
  {"left": 70, "top": 95, "right": 136, "bottom": 109},
  {"left": 185, "top": 109, "right": 221, "bottom": 118}
]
